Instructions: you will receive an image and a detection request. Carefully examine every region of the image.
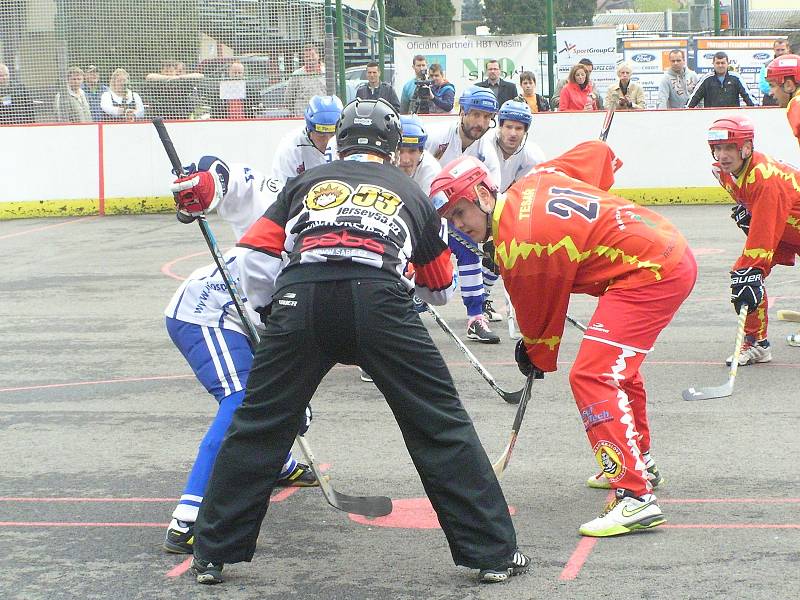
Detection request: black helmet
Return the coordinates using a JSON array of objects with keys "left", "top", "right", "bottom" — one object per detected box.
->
[{"left": 335, "top": 98, "right": 401, "bottom": 158}]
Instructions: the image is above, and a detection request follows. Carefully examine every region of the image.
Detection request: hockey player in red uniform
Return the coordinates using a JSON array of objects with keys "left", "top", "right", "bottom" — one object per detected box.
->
[
  {"left": 708, "top": 115, "right": 800, "bottom": 351},
  {"left": 430, "top": 142, "right": 697, "bottom": 537},
  {"left": 766, "top": 53, "right": 800, "bottom": 147}
]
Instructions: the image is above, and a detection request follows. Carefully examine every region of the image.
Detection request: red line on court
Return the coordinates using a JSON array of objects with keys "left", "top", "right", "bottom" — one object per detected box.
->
[
  {"left": 0, "top": 522, "right": 165, "bottom": 527},
  {"left": 663, "top": 524, "right": 800, "bottom": 529},
  {"left": 559, "top": 537, "right": 598, "bottom": 581},
  {"left": 166, "top": 557, "right": 193, "bottom": 578},
  {"left": 0, "top": 217, "right": 97, "bottom": 241},
  {"left": 160, "top": 251, "right": 207, "bottom": 281},
  {"left": 660, "top": 498, "right": 800, "bottom": 504},
  {"left": 0, "top": 497, "right": 175, "bottom": 503},
  {"left": 0, "top": 374, "right": 193, "bottom": 393}
]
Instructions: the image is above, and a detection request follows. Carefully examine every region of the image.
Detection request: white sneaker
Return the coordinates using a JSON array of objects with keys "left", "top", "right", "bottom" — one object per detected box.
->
[
  {"left": 579, "top": 490, "right": 665, "bottom": 537},
  {"left": 787, "top": 333, "right": 800, "bottom": 347},
  {"left": 725, "top": 339, "right": 772, "bottom": 366}
]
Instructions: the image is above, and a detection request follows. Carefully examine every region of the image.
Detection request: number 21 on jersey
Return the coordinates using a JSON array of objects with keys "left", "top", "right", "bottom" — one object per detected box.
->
[{"left": 545, "top": 187, "right": 600, "bottom": 222}]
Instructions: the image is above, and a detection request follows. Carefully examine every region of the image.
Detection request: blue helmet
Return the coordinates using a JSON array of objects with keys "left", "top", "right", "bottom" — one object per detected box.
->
[
  {"left": 399, "top": 115, "right": 427, "bottom": 149},
  {"left": 305, "top": 95, "right": 343, "bottom": 134},
  {"left": 498, "top": 100, "right": 532, "bottom": 130},
  {"left": 459, "top": 86, "right": 499, "bottom": 115}
]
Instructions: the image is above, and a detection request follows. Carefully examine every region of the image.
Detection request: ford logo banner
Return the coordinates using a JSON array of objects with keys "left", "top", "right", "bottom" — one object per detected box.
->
[
  {"left": 631, "top": 53, "right": 656, "bottom": 63},
  {"left": 753, "top": 52, "right": 770, "bottom": 60},
  {"left": 704, "top": 53, "right": 715, "bottom": 59}
]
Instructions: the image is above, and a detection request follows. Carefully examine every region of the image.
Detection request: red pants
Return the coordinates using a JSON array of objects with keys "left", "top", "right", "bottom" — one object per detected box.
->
[
  {"left": 569, "top": 250, "right": 697, "bottom": 496},
  {"left": 744, "top": 291, "right": 768, "bottom": 341}
]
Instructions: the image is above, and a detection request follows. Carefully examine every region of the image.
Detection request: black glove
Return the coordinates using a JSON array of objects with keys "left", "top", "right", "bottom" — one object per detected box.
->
[
  {"left": 481, "top": 240, "right": 500, "bottom": 275},
  {"left": 514, "top": 339, "right": 545, "bottom": 379},
  {"left": 730, "top": 204, "right": 751, "bottom": 235},
  {"left": 730, "top": 267, "right": 763, "bottom": 314}
]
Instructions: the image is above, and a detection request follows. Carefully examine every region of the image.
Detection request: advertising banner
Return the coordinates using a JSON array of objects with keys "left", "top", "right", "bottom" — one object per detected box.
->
[
  {"left": 694, "top": 37, "right": 784, "bottom": 105},
  {"left": 555, "top": 26, "right": 617, "bottom": 101},
  {"left": 393, "top": 35, "right": 539, "bottom": 112},
  {"left": 622, "top": 38, "right": 689, "bottom": 109}
]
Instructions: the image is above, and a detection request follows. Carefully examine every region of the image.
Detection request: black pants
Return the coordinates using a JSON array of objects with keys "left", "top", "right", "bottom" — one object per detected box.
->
[{"left": 193, "top": 278, "right": 517, "bottom": 569}]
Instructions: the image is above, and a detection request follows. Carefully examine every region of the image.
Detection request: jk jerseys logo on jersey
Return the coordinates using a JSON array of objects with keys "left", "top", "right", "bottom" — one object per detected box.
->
[
  {"left": 304, "top": 180, "right": 354, "bottom": 211},
  {"left": 593, "top": 440, "right": 626, "bottom": 482}
]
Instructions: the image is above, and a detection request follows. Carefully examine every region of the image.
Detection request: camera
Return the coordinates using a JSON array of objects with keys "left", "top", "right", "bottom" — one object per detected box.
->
[{"left": 410, "top": 68, "right": 434, "bottom": 112}]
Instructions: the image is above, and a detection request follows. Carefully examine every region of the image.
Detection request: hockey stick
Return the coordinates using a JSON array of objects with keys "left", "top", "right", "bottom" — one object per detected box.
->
[
  {"left": 566, "top": 314, "right": 587, "bottom": 332},
  {"left": 777, "top": 309, "right": 800, "bottom": 323},
  {"left": 426, "top": 304, "right": 524, "bottom": 404},
  {"left": 682, "top": 304, "right": 748, "bottom": 402},
  {"left": 504, "top": 289, "right": 521, "bottom": 340},
  {"left": 599, "top": 102, "right": 616, "bottom": 142},
  {"left": 152, "top": 118, "right": 392, "bottom": 518},
  {"left": 492, "top": 371, "right": 536, "bottom": 478}
]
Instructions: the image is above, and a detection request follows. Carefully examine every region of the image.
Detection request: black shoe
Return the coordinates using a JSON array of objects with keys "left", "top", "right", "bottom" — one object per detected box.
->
[
  {"left": 276, "top": 463, "right": 319, "bottom": 487},
  {"left": 163, "top": 519, "right": 194, "bottom": 554},
  {"left": 479, "top": 550, "right": 531, "bottom": 583},
  {"left": 467, "top": 316, "right": 500, "bottom": 344},
  {"left": 191, "top": 558, "right": 224, "bottom": 584},
  {"left": 483, "top": 298, "right": 502, "bottom": 322}
]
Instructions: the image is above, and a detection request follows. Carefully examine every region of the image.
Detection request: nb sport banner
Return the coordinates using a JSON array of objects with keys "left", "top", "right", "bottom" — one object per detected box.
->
[
  {"left": 622, "top": 38, "right": 689, "bottom": 109},
  {"left": 694, "top": 37, "right": 785, "bottom": 105},
  {"left": 555, "top": 26, "right": 617, "bottom": 101},
  {"left": 393, "top": 34, "right": 539, "bottom": 112}
]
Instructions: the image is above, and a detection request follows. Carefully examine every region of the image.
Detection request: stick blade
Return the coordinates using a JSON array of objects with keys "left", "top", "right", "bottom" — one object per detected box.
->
[
  {"left": 682, "top": 383, "right": 733, "bottom": 401},
  {"left": 492, "top": 443, "right": 512, "bottom": 478},
  {"left": 326, "top": 488, "right": 393, "bottom": 517},
  {"left": 777, "top": 309, "right": 800, "bottom": 323},
  {"left": 501, "top": 387, "right": 524, "bottom": 405}
]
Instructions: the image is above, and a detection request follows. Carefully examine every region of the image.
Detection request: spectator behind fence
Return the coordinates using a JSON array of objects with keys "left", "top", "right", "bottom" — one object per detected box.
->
[
  {"left": 285, "top": 44, "right": 326, "bottom": 116},
  {"left": 355, "top": 61, "right": 400, "bottom": 112},
  {"left": 0, "top": 63, "right": 34, "bottom": 125},
  {"left": 657, "top": 49, "right": 698, "bottom": 109},
  {"left": 427, "top": 64, "right": 455, "bottom": 114},
  {"left": 100, "top": 68, "right": 144, "bottom": 121},
  {"left": 759, "top": 39, "right": 791, "bottom": 106},
  {"left": 515, "top": 71, "right": 549, "bottom": 112},
  {"left": 400, "top": 54, "right": 429, "bottom": 114},
  {"left": 557, "top": 63, "right": 599, "bottom": 112},
  {"left": 552, "top": 58, "right": 603, "bottom": 110},
  {"left": 605, "top": 62, "right": 646, "bottom": 110},
  {"left": 83, "top": 66, "right": 108, "bottom": 121},
  {"left": 213, "top": 61, "right": 251, "bottom": 119},
  {"left": 475, "top": 59, "right": 518, "bottom": 106},
  {"left": 54, "top": 66, "right": 91, "bottom": 123},
  {"left": 687, "top": 52, "right": 754, "bottom": 108}
]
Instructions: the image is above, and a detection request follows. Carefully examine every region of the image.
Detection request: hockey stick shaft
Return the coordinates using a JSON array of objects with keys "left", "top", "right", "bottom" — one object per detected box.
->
[
  {"left": 726, "top": 304, "right": 749, "bottom": 386},
  {"left": 492, "top": 372, "right": 535, "bottom": 478},
  {"left": 426, "top": 305, "right": 523, "bottom": 404},
  {"left": 152, "top": 118, "right": 392, "bottom": 517},
  {"left": 599, "top": 102, "right": 616, "bottom": 142}
]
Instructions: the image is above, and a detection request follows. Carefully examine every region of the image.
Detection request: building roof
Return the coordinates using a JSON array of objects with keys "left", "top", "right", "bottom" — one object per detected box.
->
[{"left": 593, "top": 8, "right": 800, "bottom": 32}]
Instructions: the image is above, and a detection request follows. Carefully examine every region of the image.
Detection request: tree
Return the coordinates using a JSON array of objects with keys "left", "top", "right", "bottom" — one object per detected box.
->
[
  {"left": 461, "top": 0, "right": 484, "bottom": 35},
  {"left": 387, "top": 0, "right": 455, "bottom": 37},
  {"left": 482, "top": 0, "right": 596, "bottom": 35}
]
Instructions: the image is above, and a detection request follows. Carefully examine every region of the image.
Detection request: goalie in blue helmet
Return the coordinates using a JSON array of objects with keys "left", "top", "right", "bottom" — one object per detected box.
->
[
  {"left": 494, "top": 99, "right": 545, "bottom": 192},
  {"left": 272, "top": 95, "right": 343, "bottom": 187}
]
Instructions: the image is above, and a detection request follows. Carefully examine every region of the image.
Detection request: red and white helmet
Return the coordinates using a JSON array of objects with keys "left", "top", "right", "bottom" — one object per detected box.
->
[
  {"left": 707, "top": 115, "right": 754, "bottom": 152},
  {"left": 429, "top": 156, "right": 498, "bottom": 217},
  {"left": 765, "top": 54, "right": 800, "bottom": 85}
]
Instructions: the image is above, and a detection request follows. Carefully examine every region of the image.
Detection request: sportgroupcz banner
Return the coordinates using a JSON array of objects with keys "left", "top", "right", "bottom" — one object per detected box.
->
[
  {"left": 622, "top": 38, "right": 689, "bottom": 109},
  {"left": 694, "top": 37, "right": 784, "bottom": 105},
  {"left": 555, "top": 26, "right": 617, "bottom": 101},
  {"left": 393, "top": 35, "right": 539, "bottom": 111}
]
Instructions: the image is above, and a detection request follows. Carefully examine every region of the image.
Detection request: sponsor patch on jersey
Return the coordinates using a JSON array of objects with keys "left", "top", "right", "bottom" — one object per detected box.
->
[
  {"left": 581, "top": 401, "right": 613, "bottom": 431},
  {"left": 593, "top": 440, "right": 626, "bottom": 482},
  {"left": 304, "top": 180, "right": 354, "bottom": 211}
]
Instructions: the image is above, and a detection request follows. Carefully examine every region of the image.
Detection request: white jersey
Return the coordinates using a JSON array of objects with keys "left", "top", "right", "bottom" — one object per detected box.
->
[
  {"left": 493, "top": 130, "right": 545, "bottom": 192},
  {"left": 425, "top": 121, "right": 501, "bottom": 185},
  {"left": 271, "top": 128, "right": 329, "bottom": 188},
  {"left": 167, "top": 162, "right": 281, "bottom": 333}
]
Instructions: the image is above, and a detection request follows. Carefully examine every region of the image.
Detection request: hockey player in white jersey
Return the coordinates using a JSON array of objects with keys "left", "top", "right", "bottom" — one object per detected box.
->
[
  {"left": 494, "top": 100, "right": 545, "bottom": 192},
  {"left": 162, "top": 158, "right": 317, "bottom": 555},
  {"left": 396, "top": 115, "right": 442, "bottom": 197},
  {"left": 272, "top": 95, "right": 343, "bottom": 187},
  {"left": 425, "top": 86, "right": 502, "bottom": 342}
]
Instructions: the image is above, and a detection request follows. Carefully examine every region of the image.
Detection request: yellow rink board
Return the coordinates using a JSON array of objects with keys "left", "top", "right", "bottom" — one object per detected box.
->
[{"left": 0, "top": 187, "right": 734, "bottom": 220}]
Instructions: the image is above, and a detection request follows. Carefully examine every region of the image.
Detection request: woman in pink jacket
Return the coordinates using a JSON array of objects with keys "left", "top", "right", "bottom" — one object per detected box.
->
[{"left": 558, "top": 64, "right": 599, "bottom": 112}]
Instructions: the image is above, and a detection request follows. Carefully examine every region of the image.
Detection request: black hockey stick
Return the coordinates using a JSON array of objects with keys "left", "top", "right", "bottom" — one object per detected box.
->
[
  {"left": 682, "top": 304, "right": 748, "bottom": 402},
  {"left": 152, "top": 118, "right": 392, "bottom": 517},
  {"left": 426, "top": 305, "right": 523, "bottom": 404},
  {"left": 599, "top": 102, "right": 616, "bottom": 142},
  {"left": 492, "top": 371, "right": 536, "bottom": 478}
]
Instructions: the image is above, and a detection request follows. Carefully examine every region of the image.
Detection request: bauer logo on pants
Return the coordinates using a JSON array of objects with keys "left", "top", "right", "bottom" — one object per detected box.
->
[{"left": 593, "top": 441, "right": 626, "bottom": 482}]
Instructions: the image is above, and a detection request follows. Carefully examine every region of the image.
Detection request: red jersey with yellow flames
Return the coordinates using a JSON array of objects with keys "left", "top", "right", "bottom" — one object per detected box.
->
[
  {"left": 787, "top": 90, "right": 800, "bottom": 147},
  {"left": 494, "top": 141, "right": 688, "bottom": 372},
  {"left": 713, "top": 151, "right": 800, "bottom": 275}
]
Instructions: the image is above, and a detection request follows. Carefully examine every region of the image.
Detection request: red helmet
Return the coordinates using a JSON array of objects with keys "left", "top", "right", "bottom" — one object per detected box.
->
[
  {"left": 707, "top": 115, "right": 754, "bottom": 151},
  {"left": 429, "top": 156, "right": 498, "bottom": 217},
  {"left": 765, "top": 54, "right": 800, "bottom": 85}
]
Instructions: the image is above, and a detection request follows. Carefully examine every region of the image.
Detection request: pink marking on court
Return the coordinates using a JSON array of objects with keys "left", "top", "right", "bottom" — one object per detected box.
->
[
  {"left": 348, "top": 497, "right": 515, "bottom": 530},
  {"left": 663, "top": 524, "right": 800, "bottom": 529},
  {"left": 0, "top": 216, "right": 97, "bottom": 241},
  {"left": 0, "top": 497, "right": 176, "bottom": 503},
  {"left": 166, "top": 557, "right": 193, "bottom": 578},
  {"left": 559, "top": 537, "right": 598, "bottom": 581},
  {"left": 160, "top": 251, "right": 207, "bottom": 281},
  {"left": 0, "top": 374, "right": 193, "bottom": 393},
  {"left": 0, "top": 521, "right": 166, "bottom": 527},
  {"left": 660, "top": 498, "right": 800, "bottom": 504}
]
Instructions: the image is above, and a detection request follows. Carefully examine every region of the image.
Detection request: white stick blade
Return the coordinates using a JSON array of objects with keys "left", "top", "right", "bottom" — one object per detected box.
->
[
  {"left": 682, "top": 383, "right": 734, "bottom": 401},
  {"left": 777, "top": 309, "right": 800, "bottom": 323}
]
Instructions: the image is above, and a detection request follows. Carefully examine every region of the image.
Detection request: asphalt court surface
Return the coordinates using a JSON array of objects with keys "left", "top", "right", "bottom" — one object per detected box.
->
[{"left": 1, "top": 206, "right": 799, "bottom": 599}]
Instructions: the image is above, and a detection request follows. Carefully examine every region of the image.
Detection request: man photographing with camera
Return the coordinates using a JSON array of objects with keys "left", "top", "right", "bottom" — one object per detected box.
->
[{"left": 401, "top": 55, "right": 432, "bottom": 113}]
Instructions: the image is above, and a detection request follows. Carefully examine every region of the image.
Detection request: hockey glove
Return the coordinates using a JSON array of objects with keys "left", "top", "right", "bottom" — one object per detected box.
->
[
  {"left": 730, "top": 204, "right": 751, "bottom": 235},
  {"left": 412, "top": 295, "right": 429, "bottom": 314},
  {"left": 171, "top": 170, "right": 222, "bottom": 216},
  {"left": 514, "top": 339, "right": 544, "bottom": 379},
  {"left": 482, "top": 240, "right": 500, "bottom": 275},
  {"left": 730, "top": 267, "right": 763, "bottom": 315}
]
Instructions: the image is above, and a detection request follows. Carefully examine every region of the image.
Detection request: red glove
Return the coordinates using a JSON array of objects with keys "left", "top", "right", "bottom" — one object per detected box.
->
[{"left": 170, "top": 170, "right": 221, "bottom": 215}]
